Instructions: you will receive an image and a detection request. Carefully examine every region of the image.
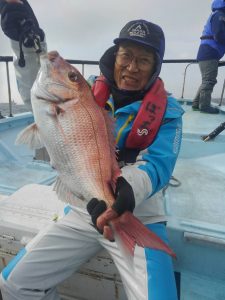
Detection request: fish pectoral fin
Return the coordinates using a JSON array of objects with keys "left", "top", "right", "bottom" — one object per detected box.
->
[
  {"left": 53, "top": 177, "right": 83, "bottom": 203},
  {"left": 47, "top": 104, "right": 66, "bottom": 117},
  {"left": 112, "top": 212, "right": 176, "bottom": 259},
  {"left": 15, "top": 123, "right": 44, "bottom": 149},
  {"left": 54, "top": 177, "right": 71, "bottom": 202}
]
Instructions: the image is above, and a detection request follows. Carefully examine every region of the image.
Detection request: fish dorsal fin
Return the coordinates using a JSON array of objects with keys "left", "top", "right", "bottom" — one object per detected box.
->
[
  {"left": 101, "top": 109, "right": 121, "bottom": 186},
  {"left": 15, "top": 123, "right": 44, "bottom": 149}
]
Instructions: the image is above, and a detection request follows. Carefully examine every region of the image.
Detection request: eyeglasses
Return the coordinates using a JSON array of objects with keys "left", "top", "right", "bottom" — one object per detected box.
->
[{"left": 115, "top": 51, "right": 154, "bottom": 71}]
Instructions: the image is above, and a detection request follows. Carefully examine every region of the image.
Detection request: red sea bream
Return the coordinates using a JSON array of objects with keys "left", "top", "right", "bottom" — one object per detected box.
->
[{"left": 16, "top": 51, "right": 176, "bottom": 258}]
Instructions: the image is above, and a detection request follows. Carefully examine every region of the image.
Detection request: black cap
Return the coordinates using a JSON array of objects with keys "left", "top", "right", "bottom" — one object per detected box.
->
[{"left": 113, "top": 19, "right": 165, "bottom": 61}]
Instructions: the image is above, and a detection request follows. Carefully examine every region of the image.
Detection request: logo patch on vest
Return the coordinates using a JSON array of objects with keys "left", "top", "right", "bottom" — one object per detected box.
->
[
  {"left": 137, "top": 128, "right": 149, "bottom": 136},
  {"left": 127, "top": 22, "right": 150, "bottom": 38}
]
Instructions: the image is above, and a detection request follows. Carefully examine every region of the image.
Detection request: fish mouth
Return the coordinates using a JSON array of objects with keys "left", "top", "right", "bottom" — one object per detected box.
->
[
  {"left": 34, "top": 51, "right": 75, "bottom": 103},
  {"left": 40, "top": 51, "right": 60, "bottom": 64},
  {"left": 40, "top": 51, "right": 68, "bottom": 71}
]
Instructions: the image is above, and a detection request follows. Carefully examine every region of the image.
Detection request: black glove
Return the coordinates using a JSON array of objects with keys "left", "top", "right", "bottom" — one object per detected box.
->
[
  {"left": 112, "top": 176, "right": 135, "bottom": 216},
  {"left": 87, "top": 198, "right": 107, "bottom": 233},
  {"left": 0, "top": 0, "right": 44, "bottom": 43},
  {"left": 87, "top": 177, "right": 135, "bottom": 230}
]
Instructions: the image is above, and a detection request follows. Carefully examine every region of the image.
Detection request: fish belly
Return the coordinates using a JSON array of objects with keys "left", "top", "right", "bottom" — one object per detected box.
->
[{"left": 33, "top": 98, "right": 115, "bottom": 206}]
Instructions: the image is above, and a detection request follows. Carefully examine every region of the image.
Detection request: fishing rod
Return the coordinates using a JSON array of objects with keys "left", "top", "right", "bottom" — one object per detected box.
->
[{"left": 202, "top": 121, "right": 225, "bottom": 141}]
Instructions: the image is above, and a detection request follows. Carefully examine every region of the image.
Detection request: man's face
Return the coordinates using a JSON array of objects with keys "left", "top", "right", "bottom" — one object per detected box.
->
[{"left": 114, "top": 42, "right": 155, "bottom": 91}]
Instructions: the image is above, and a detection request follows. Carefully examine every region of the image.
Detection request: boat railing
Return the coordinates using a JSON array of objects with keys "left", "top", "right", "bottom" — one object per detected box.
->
[
  {"left": 0, "top": 56, "right": 13, "bottom": 118},
  {"left": 180, "top": 60, "right": 225, "bottom": 106},
  {"left": 0, "top": 56, "right": 225, "bottom": 117}
]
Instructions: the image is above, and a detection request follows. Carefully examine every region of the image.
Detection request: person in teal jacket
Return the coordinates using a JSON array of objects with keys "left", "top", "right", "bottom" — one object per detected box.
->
[{"left": 0, "top": 1, "right": 184, "bottom": 299}]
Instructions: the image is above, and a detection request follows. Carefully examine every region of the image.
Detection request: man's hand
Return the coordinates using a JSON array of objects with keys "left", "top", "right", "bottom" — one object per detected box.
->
[
  {"left": 0, "top": 0, "right": 44, "bottom": 43},
  {"left": 112, "top": 176, "right": 135, "bottom": 216},
  {"left": 87, "top": 177, "right": 135, "bottom": 239},
  {"left": 86, "top": 198, "right": 107, "bottom": 234}
]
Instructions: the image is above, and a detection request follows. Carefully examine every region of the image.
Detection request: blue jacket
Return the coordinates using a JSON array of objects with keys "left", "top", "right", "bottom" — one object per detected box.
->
[
  {"left": 108, "top": 95, "right": 183, "bottom": 192},
  {"left": 197, "top": 7, "right": 225, "bottom": 61},
  {"left": 88, "top": 75, "right": 184, "bottom": 222}
]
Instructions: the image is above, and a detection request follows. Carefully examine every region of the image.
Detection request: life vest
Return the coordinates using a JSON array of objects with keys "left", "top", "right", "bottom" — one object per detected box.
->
[
  {"left": 200, "top": 11, "right": 225, "bottom": 57},
  {"left": 92, "top": 75, "right": 167, "bottom": 150}
]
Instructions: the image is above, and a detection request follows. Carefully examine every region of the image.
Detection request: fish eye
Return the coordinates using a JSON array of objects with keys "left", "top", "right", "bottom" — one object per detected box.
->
[{"left": 68, "top": 71, "right": 79, "bottom": 82}]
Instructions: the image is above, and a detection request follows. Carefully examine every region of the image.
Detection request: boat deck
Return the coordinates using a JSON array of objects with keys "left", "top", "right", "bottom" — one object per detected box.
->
[
  {"left": 0, "top": 103, "right": 225, "bottom": 299},
  {"left": 168, "top": 103, "right": 225, "bottom": 226},
  {"left": 0, "top": 112, "right": 56, "bottom": 195},
  {"left": 165, "top": 103, "right": 225, "bottom": 300}
]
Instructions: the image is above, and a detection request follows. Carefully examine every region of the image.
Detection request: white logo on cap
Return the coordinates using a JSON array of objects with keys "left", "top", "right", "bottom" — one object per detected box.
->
[{"left": 128, "top": 23, "right": 149, "bottom": 38}]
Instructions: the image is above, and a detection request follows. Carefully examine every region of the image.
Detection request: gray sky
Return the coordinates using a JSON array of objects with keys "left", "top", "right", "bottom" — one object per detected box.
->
[{"left": 0, "top": 0, "right": 224, "bottom": 104}]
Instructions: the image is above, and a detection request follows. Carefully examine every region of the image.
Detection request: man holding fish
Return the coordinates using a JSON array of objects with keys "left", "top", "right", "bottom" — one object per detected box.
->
[{"left": 0, "top": 1, "right": 184, "bottom": 299}]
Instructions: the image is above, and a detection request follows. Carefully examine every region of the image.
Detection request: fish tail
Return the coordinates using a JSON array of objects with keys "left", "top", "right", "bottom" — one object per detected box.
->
[{"left": 111, "top": 212, "right": 176, "bottom": 259}]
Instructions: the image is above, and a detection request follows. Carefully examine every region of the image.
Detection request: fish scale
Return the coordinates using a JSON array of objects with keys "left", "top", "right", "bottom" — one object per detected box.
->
[{"left": 34, "top": 65, "right": 117, "bottom": 206}]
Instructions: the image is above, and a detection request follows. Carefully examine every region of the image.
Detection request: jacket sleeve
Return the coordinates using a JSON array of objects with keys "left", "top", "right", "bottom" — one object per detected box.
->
[
  {"left": 211, "top": 11, "right": 225, "bottom": 45},
  {"left": 121, "top": 115, "right": 183, "bottom": 207},
  {"left": 10, "top": 39, "right": 47, "bottom": 110}
]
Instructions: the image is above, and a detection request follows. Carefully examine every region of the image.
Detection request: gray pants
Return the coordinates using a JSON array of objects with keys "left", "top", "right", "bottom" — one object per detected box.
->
[{"left": 193, "top": 59, "right": 219, "bottom": 109}]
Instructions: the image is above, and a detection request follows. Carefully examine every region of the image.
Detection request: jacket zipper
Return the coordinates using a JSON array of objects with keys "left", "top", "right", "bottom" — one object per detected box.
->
[{"left": 116, "top": 114, "right": 134, "bottom": 144}]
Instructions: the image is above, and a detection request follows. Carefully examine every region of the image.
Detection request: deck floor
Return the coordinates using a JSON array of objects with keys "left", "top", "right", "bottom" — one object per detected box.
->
[
  {"left": 181, "top": 103, "right": 225, "bottom": 136},
  {"left": 1, "top": 103, "right": 225, "bottom": 300}
]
